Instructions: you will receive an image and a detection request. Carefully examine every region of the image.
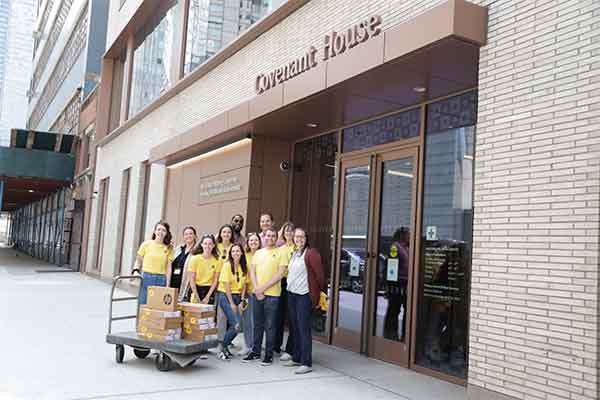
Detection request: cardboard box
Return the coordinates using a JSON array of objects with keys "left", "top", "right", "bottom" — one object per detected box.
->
[
  {"left": 178, "top": 302, "right": 215, "bottom": 318},
  {"left": 147, "top": 286, "right": 178, "bottom": 312},
  {"left": 138, "top": 330, "right": 181, "bottom": 341},
  {"left": 137, "top": 324, "right": 182, "bottom": 337},
  {"left": 139, "top": 306, "right": 181, "bottom": 319},
  {"left": 183, "top": 316, "right": 216, "bottom": 329},
  {"left": 138, "top": 316, "right": 182, "bottom": 331},
  {"left": 182, "top": 327, "right": 218, "bottom": 341}
]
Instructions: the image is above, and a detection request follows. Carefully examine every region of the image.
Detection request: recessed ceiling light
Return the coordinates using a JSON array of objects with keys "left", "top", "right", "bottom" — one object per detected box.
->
[
  {"left": 28, "top": 189, "right": 34, "bottom": 193},
  {"left": 306, "top": 123, "right": 318, "bottom": 128},
  {"left": 413, "top": 86, "right": 427, "bottom": 93}
]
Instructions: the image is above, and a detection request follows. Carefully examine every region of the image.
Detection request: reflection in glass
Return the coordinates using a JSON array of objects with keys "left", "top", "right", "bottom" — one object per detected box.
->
[
  {"left": 415, "top": 92, "right": 475, "bottom": 379},
  {"left": 374, "top": 158, "right": 413, "bottom": 343},
  {"left": 336, "top": 165, "right": 370, "bottom": 333},
  {"left": 184, "top": 0, "right": 273, "bottom": 75},
  {"left": 290, "top": 133, "right": 337, "bottom": 337},
  {"left": 129, "top": 1, "right": 180, "bottom": 118}
]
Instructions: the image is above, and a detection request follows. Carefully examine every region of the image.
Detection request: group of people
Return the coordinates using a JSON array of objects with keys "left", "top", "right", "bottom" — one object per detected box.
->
[{"left": 132, "top": 213, "right": 325, "bottom": 374}]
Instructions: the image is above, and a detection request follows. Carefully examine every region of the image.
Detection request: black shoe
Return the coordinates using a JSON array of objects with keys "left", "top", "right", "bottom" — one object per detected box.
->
[
  {"left": 261, "top": 356, "right": 273, "bottom": 366},
  {"left": 217, "top": 351, "right": 231, "bottom": 361},
  {"left": 223, "top": 347, "right": 233, "bottom": 358},
  {"left": 242, "top": 352, "right": 261, "bottom": 362}
]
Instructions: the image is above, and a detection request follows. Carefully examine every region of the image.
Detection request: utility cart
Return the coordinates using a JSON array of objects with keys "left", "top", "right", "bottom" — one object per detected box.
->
[{"left": 105, "top": 275, "right": 218, "bottom": 371}]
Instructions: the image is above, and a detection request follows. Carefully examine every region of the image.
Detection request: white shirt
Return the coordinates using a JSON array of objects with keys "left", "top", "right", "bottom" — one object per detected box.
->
[{"left": 287, "top": 249, "right": 309, "bottom": 295}]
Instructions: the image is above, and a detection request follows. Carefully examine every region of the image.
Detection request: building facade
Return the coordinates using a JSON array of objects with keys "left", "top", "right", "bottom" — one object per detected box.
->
[
  {"left": 8, "top": 0, "right": 110, "bottom": 269},
  {"left": 88, "top": 1, "right": 599, "bottom": 399},
  {"left": 0, "top": 0, "right": 36, "bottom": 147}
]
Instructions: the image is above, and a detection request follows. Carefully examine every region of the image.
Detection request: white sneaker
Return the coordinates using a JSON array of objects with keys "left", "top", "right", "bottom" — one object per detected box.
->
[
  {"left": 236, "top": 347, "right": 250, "bottom": 356},
  {"left": 283, "top": 360, "right": 301, "bottom": 367},
  {"left": 294, "top": 365, "right": 312, "bottom": 374},
  {"left": 280, "top": 352, "right": 292, "bottom": 361}
]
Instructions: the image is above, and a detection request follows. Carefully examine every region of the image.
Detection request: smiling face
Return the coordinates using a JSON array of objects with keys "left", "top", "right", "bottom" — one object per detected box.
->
[
  {"left": 264, "top": 229, "right": 277, "bottom": 248},
  {"left": 247, "top": 234, "right": 260, "bottom": 252},
  {"left": 284, "top": 226, "right": 294, "bottom": 243},
  {"left": 230, "top": 245, "right": 243, "bottom": 263},
  {"left": 260, "top": 214, "right": 273, "bottom": 233},
  {"left": 183, "top": 228, "right": 196, "bottom": 246},
  {"left": 293, "top": 228, "right": 307, "bottom": 249},
  {"left": 201, "top": 237, "right": 215, "bottom": 256},
  {"left": 220, "top": 226, "right": 233, "bottom": 244}
]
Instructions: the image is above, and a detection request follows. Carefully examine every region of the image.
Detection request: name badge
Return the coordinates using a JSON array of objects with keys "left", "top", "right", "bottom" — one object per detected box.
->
[{"left": 174, "top": 268, "right": 182, "bottom": 275}]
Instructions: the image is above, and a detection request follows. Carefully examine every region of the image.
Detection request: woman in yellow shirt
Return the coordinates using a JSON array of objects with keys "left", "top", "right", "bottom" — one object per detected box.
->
[
  {"left": 187, "top": 234, "right": 221, "bottom": 304},
  {"left": 133, "top": 221, "right": 174, "bottom": 305},
  {"left": 216, "top": 243, "right": 248, "bottom": 360},
  {"left": 276, "top": 221, "right": 295, "bottom": 360},
  {"left": 239, "top": 232, "right": 261, "bottom": 355},
  {"left": 216, "top": 224, "right": 235, "bottom": 346},
  {"left": 216, "top": 224, "right": 234, "bottom": 262}
]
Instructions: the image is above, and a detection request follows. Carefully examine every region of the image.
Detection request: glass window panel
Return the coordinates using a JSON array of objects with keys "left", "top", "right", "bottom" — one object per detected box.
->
[
  {"left": 342, "top": 108, "right": 421, "bottom": 153},
  {"left": 128, "top": 1, "right": 179, "bottom": 118},
  {"left": 415, "top": 91, "right": 477, "bottom": 379}
]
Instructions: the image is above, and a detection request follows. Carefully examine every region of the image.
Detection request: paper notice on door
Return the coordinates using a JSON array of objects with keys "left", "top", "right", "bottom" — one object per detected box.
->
[
  {"left": 349, "top": 256, "right": 360, "bottom": 277},
  {"left": 387, "top": 259, "right": 399, "bottom": 281}
]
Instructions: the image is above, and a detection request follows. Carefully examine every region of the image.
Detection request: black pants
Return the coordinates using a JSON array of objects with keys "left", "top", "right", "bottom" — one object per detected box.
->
[
  {"left": 252, "top": 295, "right": 279, "bottom": 358},
  {"left": 195, "top": 285, "right": 214, "bottom": 304},
  {"left": 274, "top": 278, "right": 294, "bottom": 354}
]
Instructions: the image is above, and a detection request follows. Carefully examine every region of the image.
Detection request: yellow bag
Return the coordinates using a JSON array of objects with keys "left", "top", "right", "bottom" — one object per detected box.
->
[{"left": 318, "top": 292, "right": 328, "bottom": 312}]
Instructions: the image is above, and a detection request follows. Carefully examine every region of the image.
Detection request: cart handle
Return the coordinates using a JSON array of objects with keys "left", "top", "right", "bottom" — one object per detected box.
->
[{"left": 108, "top": 275, "right": 143, "bottom": 335}]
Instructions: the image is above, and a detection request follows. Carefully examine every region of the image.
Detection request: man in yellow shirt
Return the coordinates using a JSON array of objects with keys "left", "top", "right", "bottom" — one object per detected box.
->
[{"left": 243, "top": 227, "right": 287, "bottom": 366}]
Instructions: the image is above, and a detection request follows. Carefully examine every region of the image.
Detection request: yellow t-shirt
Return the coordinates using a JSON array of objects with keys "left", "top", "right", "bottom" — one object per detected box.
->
[
  {"left": 278, "top": 244, "right": 294, "bottom": 277},
  {"left": 218, "top": 262, "right": 247, "bottom": 294},
  {"left": 137, "top": 240, "right": 174, "bottom": 274},
  {"left": 217, "top": 242, "right": 232, "bottom": 263},
  {"left": 252, "top": 247, "right": 288, "bottom": 297},
  {"left": 188, "top": 254, "right": 221, "bottom": 286}
]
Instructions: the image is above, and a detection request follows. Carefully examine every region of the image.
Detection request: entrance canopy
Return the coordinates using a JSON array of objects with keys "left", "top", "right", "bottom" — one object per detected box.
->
[{"left": 0, "top": 129, "right": 75, "bottom": 211}]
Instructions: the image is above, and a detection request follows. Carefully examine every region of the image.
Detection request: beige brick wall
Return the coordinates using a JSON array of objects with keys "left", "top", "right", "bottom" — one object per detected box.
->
[
  {"left": 89, "top": 1, "right": 600, "bottom": 398},
  {"left": 469, "top": 1, "right": 600, "bottom": 399}
]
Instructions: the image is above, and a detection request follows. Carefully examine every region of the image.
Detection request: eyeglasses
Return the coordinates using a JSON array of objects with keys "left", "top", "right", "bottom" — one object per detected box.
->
[{"left": 232, "top": 218, "right": 243, "bottom": 223}]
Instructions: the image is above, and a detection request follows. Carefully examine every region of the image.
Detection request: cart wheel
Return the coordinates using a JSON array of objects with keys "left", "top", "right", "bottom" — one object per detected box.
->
[
  {"left": 133, "top": 348, "right": 150, "bottom": 359},
  {"left": 115, "top": 345, "right": 125, "bottom": 364},
  {"left": 155, "top": 352, "right": 172, "bottom": 371}
]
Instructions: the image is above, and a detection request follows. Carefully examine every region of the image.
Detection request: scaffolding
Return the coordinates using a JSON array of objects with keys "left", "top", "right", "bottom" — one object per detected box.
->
[{"left": 8, "top": 187, "right": 71, "bottom": 266}]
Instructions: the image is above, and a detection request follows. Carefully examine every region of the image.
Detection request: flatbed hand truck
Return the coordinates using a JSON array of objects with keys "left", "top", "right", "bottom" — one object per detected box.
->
[{"left": 105, "top": 275, "right": 218, "bottom": 371}]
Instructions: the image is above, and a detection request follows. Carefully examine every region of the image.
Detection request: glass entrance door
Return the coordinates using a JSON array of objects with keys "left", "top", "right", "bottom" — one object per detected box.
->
[
  {"left": 332, "top": 147, "right": 418, "bottom": 365},
  {"left": 367, "top": 148, "right": 418, "bottom": 366}
]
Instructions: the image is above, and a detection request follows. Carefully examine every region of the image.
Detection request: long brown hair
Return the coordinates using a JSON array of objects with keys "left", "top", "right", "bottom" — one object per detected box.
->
[
  {"left": 228, "top": 244, "right": 248, "bottom": 275},
  {"left": 152, "top": 221, "right": 172, "bottom": 247}
]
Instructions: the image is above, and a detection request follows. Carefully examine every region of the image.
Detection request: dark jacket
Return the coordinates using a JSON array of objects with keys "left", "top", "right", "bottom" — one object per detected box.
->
[{"left": 304, "top": 247, "right": 326, "bottom": 308}]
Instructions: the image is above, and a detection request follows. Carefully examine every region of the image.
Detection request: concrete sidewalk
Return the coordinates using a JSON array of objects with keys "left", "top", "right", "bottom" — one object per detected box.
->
[{"left": 0, "top": 248, "right": 466, "bottom": 400}]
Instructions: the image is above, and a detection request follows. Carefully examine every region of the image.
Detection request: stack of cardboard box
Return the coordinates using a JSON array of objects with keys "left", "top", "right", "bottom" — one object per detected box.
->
[
  {"left": 137, "top": 286, "right": 182, "bottom": 341},
  {"left": 179, "top": 302, "right": 218, "bottom": 342}
]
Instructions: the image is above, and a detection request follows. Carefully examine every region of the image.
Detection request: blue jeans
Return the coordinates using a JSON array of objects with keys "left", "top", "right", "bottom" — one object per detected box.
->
[
  {"left": 242, "top": 295, "right": 255, "bottom": 349},
  {"left": 288, "top": 292, "right": 313, "bottom": 367},
  {"left": 218, "top": 292, "right": 242, "bottom": 347},
  {"left": 252, "top": 295, "right": 279, "bottom": 358},
  {"left": 140, "top": 272, "right": 166, "bottom": 304}
]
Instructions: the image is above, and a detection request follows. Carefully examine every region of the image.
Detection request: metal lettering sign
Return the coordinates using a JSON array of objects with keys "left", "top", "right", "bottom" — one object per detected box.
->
[
  {"left": 255, "top": 15, "right": 382, "bottom": 94},
  {"left": 198, "top": 177, "right": 242, "bottom": 200}
]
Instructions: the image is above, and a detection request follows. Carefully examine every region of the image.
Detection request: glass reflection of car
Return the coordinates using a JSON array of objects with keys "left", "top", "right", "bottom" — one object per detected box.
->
[{"left": 339, "top": 248, "right": 365, "bottom": 293}]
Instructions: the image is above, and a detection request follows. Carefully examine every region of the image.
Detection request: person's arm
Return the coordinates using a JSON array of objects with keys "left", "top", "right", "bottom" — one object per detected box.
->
[
  {"left": 165, "top": 260, "right": 172, "bottom": 287},
  {"left": 178, "top": 256, "right": 191, "bottom": 301},
  {"left": 255, "top": 265, "right": 285, "bottom": 294},
  {"left": 203, "top": 271, "right": 220, "bottom": 304},
  {"left": 188, "top": 271, "right": 201, "bottom": 302},
  {"left": 310, "top": 249, "right": 326, "bottom": 290},
  {"left": 132, "top": 255, "right": 143, "bottom": 274},
  {"left": 250, "top": 262, "right": 264, "bottom": 300}
]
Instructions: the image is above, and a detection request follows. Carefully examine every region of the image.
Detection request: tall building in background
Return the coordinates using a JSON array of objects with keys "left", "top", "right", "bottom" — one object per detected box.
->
[
  {"left": 0, "top": 0, "right": 36, "bottom": 147},
  {"left": 183, "top": 0, "right": 280, "bottom": 74}
]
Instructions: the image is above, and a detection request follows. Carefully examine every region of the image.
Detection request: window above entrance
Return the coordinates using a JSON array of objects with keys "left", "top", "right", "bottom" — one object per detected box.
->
[{"left": 342, "top": 107, "right": 421, "bottom": 153}]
